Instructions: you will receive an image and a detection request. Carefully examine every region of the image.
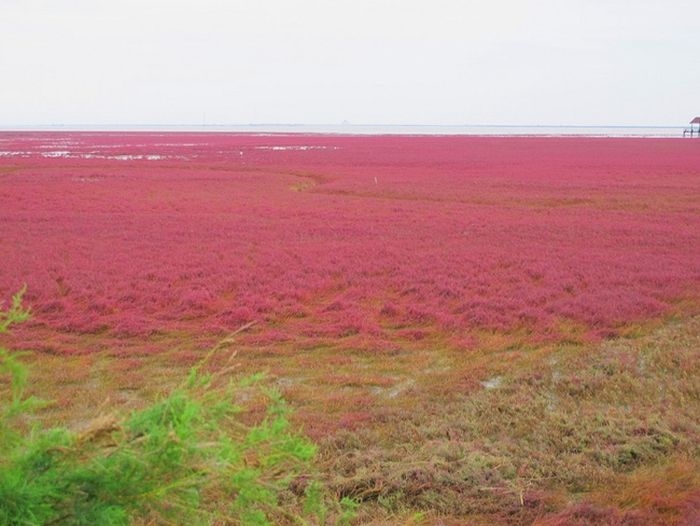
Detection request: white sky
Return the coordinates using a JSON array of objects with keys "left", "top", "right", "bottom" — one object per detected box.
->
[{"left": 1, "top": 0, "right": 698, "bottom": 126}]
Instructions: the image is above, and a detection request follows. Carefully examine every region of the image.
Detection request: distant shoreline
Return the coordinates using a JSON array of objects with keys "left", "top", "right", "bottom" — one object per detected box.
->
[{"left": 0, "top": 124, "right": 690, "bottom": 138}]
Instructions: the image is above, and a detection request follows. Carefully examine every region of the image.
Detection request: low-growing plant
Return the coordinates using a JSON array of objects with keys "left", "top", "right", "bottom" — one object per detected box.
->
[{"left": 0, "top": 289, "right": 355, "bottom": 525}]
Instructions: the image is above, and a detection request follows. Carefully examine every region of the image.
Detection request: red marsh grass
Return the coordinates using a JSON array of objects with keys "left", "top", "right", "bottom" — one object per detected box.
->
[{"left": 1, "top": 132, "right": 699, "bottom": 523}]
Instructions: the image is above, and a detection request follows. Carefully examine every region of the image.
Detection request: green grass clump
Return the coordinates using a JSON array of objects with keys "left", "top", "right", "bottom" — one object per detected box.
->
[{"left": 0, "top": 289, "right": 355, "bottom": 525}]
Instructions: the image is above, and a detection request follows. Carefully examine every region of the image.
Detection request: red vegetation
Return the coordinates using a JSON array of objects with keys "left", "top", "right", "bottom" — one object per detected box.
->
[{"left": 1, "top": 133, "right": 698, "bottom": 354}]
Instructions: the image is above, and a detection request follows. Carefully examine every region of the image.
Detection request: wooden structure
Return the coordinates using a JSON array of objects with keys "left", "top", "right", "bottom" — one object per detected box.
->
[{"left": 684, "top": 117, "right": 700, "bottom": 137}]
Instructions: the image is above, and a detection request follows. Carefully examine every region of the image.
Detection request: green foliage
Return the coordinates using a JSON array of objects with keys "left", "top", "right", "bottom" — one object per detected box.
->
[
  {"left": 0, "top": 285, "right": 30, "bottom": 333},
  {"left": 0, "top": 290, "right": 355, "bottom": 525}
]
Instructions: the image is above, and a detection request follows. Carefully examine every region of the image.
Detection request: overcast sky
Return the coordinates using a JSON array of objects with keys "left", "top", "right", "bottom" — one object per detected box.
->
[{"left": 1, "top": 0, "right": 698, "bottom": 127}]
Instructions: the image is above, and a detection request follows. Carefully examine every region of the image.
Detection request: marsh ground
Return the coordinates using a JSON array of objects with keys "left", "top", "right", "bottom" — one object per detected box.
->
[{"left": 1, "top": 133, "right": 698, "bottom": 524}]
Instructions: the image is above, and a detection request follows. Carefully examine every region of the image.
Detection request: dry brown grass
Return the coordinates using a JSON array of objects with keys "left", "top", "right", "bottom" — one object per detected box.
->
[
  {"left": 8, "top": 314, "right": 699, "bottom": 524},
  {"left": 310, "top": 315, "right": 700, "bottom": 524}
]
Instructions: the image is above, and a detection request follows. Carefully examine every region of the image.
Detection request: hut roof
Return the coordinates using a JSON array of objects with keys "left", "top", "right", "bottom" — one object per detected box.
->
[{"left": 691, "top": 117, "right": 700, "bottom": 124}]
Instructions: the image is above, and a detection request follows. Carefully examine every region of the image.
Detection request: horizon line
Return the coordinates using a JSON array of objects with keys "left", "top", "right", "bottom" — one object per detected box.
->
[{"left": 0, "top": 122, "right": 690, "bottom": 131}]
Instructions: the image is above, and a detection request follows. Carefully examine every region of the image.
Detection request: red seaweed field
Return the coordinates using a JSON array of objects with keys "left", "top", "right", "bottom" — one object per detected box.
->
[
  {"left": 1, "top": 133, "right": 698, "bottom": 355},
  {"left": 1, "top": 133, "right": 700, "bottom": 524}
]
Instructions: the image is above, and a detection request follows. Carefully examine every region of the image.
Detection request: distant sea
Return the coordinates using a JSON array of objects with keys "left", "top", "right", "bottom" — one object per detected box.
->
[{"left": 0, "top": 124, "right": 692, "bottom": 138}]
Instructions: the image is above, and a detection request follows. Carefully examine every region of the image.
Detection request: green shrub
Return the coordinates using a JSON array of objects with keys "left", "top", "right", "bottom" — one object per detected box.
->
[{"left": 0, "top": 289, "right": 355, "bottom": 525}]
